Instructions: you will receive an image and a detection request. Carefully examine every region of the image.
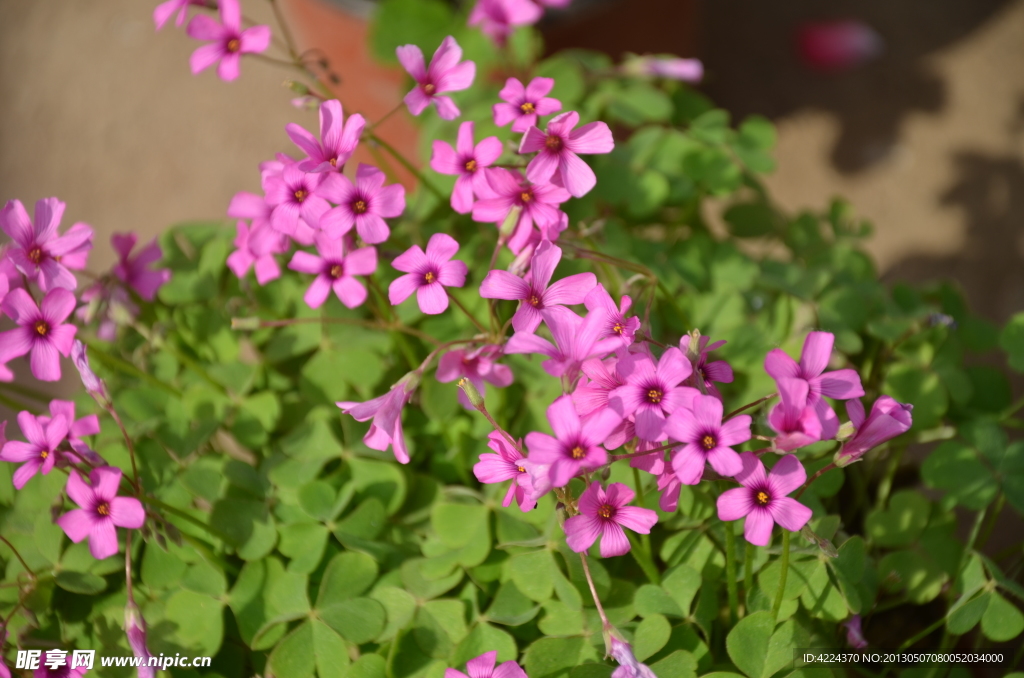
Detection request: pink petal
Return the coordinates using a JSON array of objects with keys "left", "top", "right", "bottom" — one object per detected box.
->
[
  {"left": 543, "top": 272, "right": 596, "bottom": 306},
  {"left": 564, "top": 514, "right": 602, "bottom": 553},
  {"left": 430, "top": 140, "right": 461, "bottom": 176},
  {"left": 656, "top": 347, "right": 692, "bottom": 388},
  {"left": 846, "top": 399, "right": 866, "bottom": 430},
  {"left": 438, "top": 260, "right": 467, "bottom": 288},
  {"left": 0, "top": 200, "right": 34, "bottom": 246},
  {"left": 717, "top": 487, "right": 754, "bottom": 521},
  {"left": 437, "top": 59, "right": 475, "bottom": 93},
  {"left": 492, "top": 662, "right": 528, "bottom": 678},
  {"left": 769, "top": 497, "right": 812, "bottom": 533},
  {"left": 373, "top": 184, "right": 406, "bottom": 218},
  {"left": 333, "top": 277, "right": 367, "bottom": 308},
  {"left": 504, "top": 331, "right": 556, "bottom": 358},
  {"left": 525, "top": 150, "right": 560, "bottom": 186},
  {"left": 634, "top": 406, "right": 666, "bottom": 441},
  {"left": 765, "top": 348, "right": 801, "bottom": 380},
  {"left": 799, "top": 331, "right": 834, "bottom": 379},
  {"left": 546, "top": 394, "right": 581, "bottom": 442},
  {"left": 345, "top": 246, "right": 378, "bottom": 276},
  {"left": 416, "top": 283, "right": 448, "bottom": 315},
  {"left": 465, "top": 651, "right": 497, "bottom": 678},
  {"left": 498, "top": 77, "right": 526, "bottom": 103},
  {"left": 110, "top": 496, "right": 146, "bottom": 529},
  {"left": 239, "top": 25, "right": 271, "bottom": 54},
  {"left": 189, "top": 43, "right": 224, "bottom": 74},
  {"left": 706, "top": 445, "right": 742, "bottom": 477},
  {"left": 524, "top": 76, "right": 555, "bottom": 100},
  {"left": 672, "top": 447, "right": 706, "bottom": 485},
  {"left": 558, "top": 151, "right": 597, "bottom": 198},
  {"left": 0, "top": 327, "right": 33, "bottom": 365},
  {"left": 31, "top": 341, "right": 62, "bottom": 381},
  {"left": 88, "top": 522, "right": 120, "bottom": 560},
  {"left": 518, "top": 126, "right": 548, "bottom": 154},
  {"left": 743, "top": 508, "right": 775, "bottom": 546},
  {"left": 493, "top": 102, "right": 521, "bottom": 128},
  {"left": 56, "top": 509, "right": 94, "bottom": 543},
  {"left": 41, "top": 287, "right": 76, "bottom": 325},
  {"left": 1, "top": 441, "right": 39, "bottom": 464},
  {"left": 304, "top": 276, "right": 332, "bottom": 309},
  {"left": 718, "top": 415, "right": 752, "bottom": 447},
  {"left": 599, "top": 521, "right": 630, "bottom": 557},
  {"left": 288, "top": 251, "right": 323, "bottom": 275},
  {"left": 814, "top": 369, "right": 865, "bottom": 400},
  {"left": 355, "top": 214, "right": 390, "bottom": 244},
  {"left": 614, "top": 506, "right": 657, "bottom": 534},
  {"left": 450, "top": 175, "right": 475, "bottom": 214},
  {"left": 388, "top": 273, "right": 421, "bottom": 306},
  {"left": 433, "top": 96, "right": 461, "bottom": 121},
  {"left": 92, "top": 466, "right": 123, "bottom": 501},
  {"left": 733, "top": 451, "right": 767, "bottom": 489},
  {"left": 480, "top": 270, "right": 529, "bottom": 300},
  {"left": 428, "top": 36, "right": 463, "bottom": 77},
  {"left": 425, "top": 232, "right": 459, "bottom": 263},
  {"left": 767, "top": 453, "right": 807, "bottom": 496},
  {"left": 566, "top": 121, "right": 614, "bottom": 154},
  {"left": 396, "top": 44, "right": 426, "bottom": 81},
  {"left": 12, "top": 460, "right": 42, "bottom": 490},
  {"left": 403, "top": 87, "right": 431, "bottom": 116},
  {"left": 320, "top": 206, "right": 355, "bottom": 238}
]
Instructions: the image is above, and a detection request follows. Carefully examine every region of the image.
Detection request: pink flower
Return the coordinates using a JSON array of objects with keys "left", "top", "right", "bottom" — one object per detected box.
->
[
  {"left": 494, "top": 77, "right": 562, "bottom": 133},
  {"left": 154, "top": 0, "right": 205, "bottom": 30},
  {"left": 43, "top": 399, "right": 101, "bottom": 447},
  {"left": 430, "top": 121, "right": 503, "bottom": 214},
  {"left": 584, "top": 284, "right": 639, "bottom": 346},
  {"left": 227, "top": 220, "right": 289, "bottom": 285},
  {"left": 468, "top": 0, "right": 543, "bottom": 46},
  {"left": 835, "top": 396, "right": 913, "bottom": 466},
  {"left": 337, "top": 374, "right": 418, "bottom": 464},
  {"left": 320, "top": 164, "right": 406, "bottom": 244},
  {"left": 0, "top": 412, "right": 69, "bottom": 489},
  {"left": 767, "top": 378, "right": 823, "bottom": 452},
  {"left": 397, "top": 36, "right": 475, "bottom": 120},
  {"left": 288, "top": 233, "right": 377, "bottom": 309},
  {"left": 287, "top": 99, "right": 366, "bottom": 173},
  {"left": 437, "top": 344, "right": 513, "bottom": 409},
  {"left": 716, "top": 452, "right": 813, "bottom": 546},
  {"left": 111, "top": 233, "right": 170, "bottom": 301},
  {"left": 564, "top": 482, "right": 658, "bottom": 557},
  {"left": 609, "top": 635, "right": 658, "bottom": 678},
  {"left": 479, "top": 240, "right": 596, "bottom": 332},
  {"left": 624, "top": 55, "right": 704, "bottom": 82},
  {"left": 126, "top": 602, "right": 156, "bottom": 678},
  {"left": 504, "top": 306, "right": 619, "bottom": 381},
  {"left": 472, "top": 169, "right": 571, "bottom": 254},
  {"left": 445, "top": 651, "right": 526, "bottom": 678},
  {"left": 656, "top": 468, "right": 681, "bottom": 513},
  {"left": 264, "top": 165, "right": 331, "bottom": 242},
  {"left": 56, "top": 467, "right": 146, "bottom": 560},
  {"left": 1, "top": 198, "right": 93, "bottom": 291},
  {"left": 472, "top": 432, "right": 534, "bottom": 511},
  {"left": 610, "top": 348, "right": 694, "bottom": 441},
  {"left": 0, "top": 288, "right": 77, "bottom": 382},
  {"left": 680, "top": 334, "right": 733, "bottom": 397},
  {"left": 519, "top": 111, "right": 614, "bottom": 198},
  {"left": 71, "top": 340, "right": 110, "bottom": 406},
  {"left": 388, "top": 233, "right": 467, "bottom": 315},
  {"left": 844, "top": 615, "right": 868, "bottom": 649},
  {"left": 665, "top": 393, "right": 749, "bottom": 484},
  {"left": 524, "top": 395, "right": 621, "bottom": 487},
  {"left": 797, "top": 20, "right": 883, "bottom": 73},
  {"left": 186, "top": 0, "right": 271, "bottom": 82},
  {"left": 573, "top": 357, "right": 622, "bottom": 418}
]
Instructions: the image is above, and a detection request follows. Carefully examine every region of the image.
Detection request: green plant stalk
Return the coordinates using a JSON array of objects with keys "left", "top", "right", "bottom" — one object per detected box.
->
[
  {"left": 447, "top": 291, "right": 490, "bottom": 335},
  {"left": 743, "top": 541, "right": 755, "bottom": 617},
  {"left": 725, "top": 521, "right": 739, "bottom": 624},
  {"left": 0, "top": 535, "right": 35, "bottom": 581},
  {"left": 771, "top": 530, "right": 791, "bottom": 620},
  {"left": 140, "top": 496, "right": 233, "bottom": 544},
  {"left": 79, "top": 336, "right": 182, "bottom": 397},
  {"left": 975, "top": 492, "right": 1004, "bottom": 550},
  {"left": 627, "top": 532, "right": 661, "bottom": 585},
  {"left": 874, "top": 444, "right": 905, "bottom": 511},
  {"left": 366, "top": 132, "right": 446, "bottom": 202}
]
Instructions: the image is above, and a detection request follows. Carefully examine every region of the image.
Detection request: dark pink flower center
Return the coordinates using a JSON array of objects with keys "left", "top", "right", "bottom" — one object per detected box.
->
[
  {"left": 329, "top": 263, "right": 343, "bottom": 279},
  {"left": 96, "top": 502, "right": 111, "bottom": 516},
  {"left": 569, "top": 445, "right": 585, "bottom": 460},
  {"left": 423, "top": 83, "right": 436, "bottom": 94},
  {"left": 527, "top": 291, "right": 542, "bottom": 308},
  {"left": 597, "top": 503, "right": 615, "bottom": 519},
  {"left": 27, "top": 247, "right": 44, "bottom": 264},
  {"left": 34, "top": 321, "right": 50, "bottom": 336},
  {"left": 516, "top": 465, "right": 526, "bottom": 473},
  {"left": 352, "top": 199, "right": 368, "bottom": 214},
  {"left": 293, "top": 189, "right": 308, "bottom": 203},
  {"left": 329, "top": 157, "right": 338, "bottom": 167},
  {"left": 646, "top": 388, "right": 663, "bottom": 404},
  {"left": 226, "top": 38, "right": 241, "bottom": 53},
  {"left": 612, "top": 321, "right": 624, "bottom": 335},
  {"left": 545, "top": 135, "right": 563, "bottom": 152},
  {"left": 423, "top": 270, "right": 437, "bottom": 284},
  {"left": 519, "top": 190, "right": 533, "bottom": 204},
  {"left": 520, "top": 101, "right": 535, "bottom": 114},
  {"left": 701, "top": 433, "right": 717, "bottom": 451},
  {"left": 755, "top": 490, "right": 771, "bottom": 506},
  {"left": 464, "top": 159, "right": 478, "bottom": 173}
]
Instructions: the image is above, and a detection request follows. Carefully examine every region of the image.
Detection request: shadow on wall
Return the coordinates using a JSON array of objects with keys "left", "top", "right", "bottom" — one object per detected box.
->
[{"left": 698, "top": 0, "right": 1010, "bottom": 174}]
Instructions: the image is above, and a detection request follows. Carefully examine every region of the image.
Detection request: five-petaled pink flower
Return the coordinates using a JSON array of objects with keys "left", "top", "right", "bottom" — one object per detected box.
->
[
  {"left": 445, "top": 651, "right": 527, "bottom": 678},
  {"left": 153, "top": 0, "right": 205, "bottom": 30},
  {"left": 1, "top": 198, "right": 93, "bottom": 291},
  {"left": 680, "top": 333, "right": 733, "bottom": 398},
  {"left": 111, "top": 233, "right": 171, "bottom": 301},
  {"left": 468, "top": 0, "right": 543, "bottom": 46},
  {"left": 186, "top": 0, "right": 271, "bottom": 82},
  {"left": 337, "top": 373, "right": 418, "bottom": 464},
  {"left": 610, "top": 348, "right": 694, "bottom": 441},
  {"left": 430, "top": 121, "right": 503, "bottom": 214},
  {"left": 472, "top": 169, "right": 571, "bottom": 254},
  {"left": 264, "top": 165, "right": 330, "bottom": 241},
  {"left": 287, "top": 100, "right": 366, "bottom": 173},
  {"left": 716, "top": 452, "right": 813, "bottom": 546},
  {"left": 57, "top": 467, "right": 146, "bottom": 560},
  {"left": 519, "top": 111, "right": 614, "bottom": 197},
  {"left": 666, "top": 393, "right": 750, "bottom": 484},
  {"left": 388, "top": 233, "right": 467, "bottom": 315},
  {"left": 767, "top": 378, "right": 823, "bottom": 452},
  {"left": 584, "top": 284, "right": 639, "bottom": 346},
  {"left": 0, "top": 412, "right": 69, "bottom": 490},
  {"left": 397, "top": 36, "right": 476, "bottom": 121},
  {"left": 0, "top": 288, "right": 78, "bottom": 382},
  {"left": 321, "top": 164, "right": 406, "bottom": 244},
  {"left": 524, "top": 395, "right": 621, "bottom": 487},
  {"left": 505, "top": 306, "right": 619, "bottom": 381},
  {"left": 472, "top": 431, "right": 534, "bottom": 511},
  {"left": 564, "top": 482, "right": 658, "bottom": 558},
  {"left": 288, "top": 233, "right": 377, "bottom": 309},
  {"left": 480, "top": 240, "right": 596, "bottom": 332},
  {"left": 836, "top": 396, "right": 913, "bottom": 467},
  {"left": 494, "top": 77, "right": 562, "bottom": 132},
  {"left": 436, "top": 344, "right": 513, "bottom": 409}
]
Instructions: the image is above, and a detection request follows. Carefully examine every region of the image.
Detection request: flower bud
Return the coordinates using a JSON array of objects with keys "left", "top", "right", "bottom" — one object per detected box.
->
[
  {"left": 457, "top": 377, "right": 486, "bottom": 409},
  {"left": 608, "top": 634, "right": 658, "bottom": 678},
  {"left": 498, "top": 205, "right": 523, "bottom": 240},
  {"left": 71, "top": 340, "right": 110, "bottom": 407},
  {"left": 800, "top": 525, "right": 838, "bottom": 558},
  {"left": 231, "top": 316, "right": 261, "bottom": 331},
  {"left": 126, "top": 602, "right": 156, "bottom": 678}
]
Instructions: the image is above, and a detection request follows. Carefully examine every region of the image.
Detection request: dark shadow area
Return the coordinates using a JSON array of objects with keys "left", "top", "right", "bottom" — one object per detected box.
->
[{"left": 885, "top": 150, "right": 1024, "bottom": 322}]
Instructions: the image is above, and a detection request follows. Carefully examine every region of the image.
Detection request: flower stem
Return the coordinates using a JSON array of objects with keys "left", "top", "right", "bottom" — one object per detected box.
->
[
  {"left": 366, "top": 102, "right": 404, "bottom": 133},
  {"left": 106, "top": 402, "right": 141, "bottom": 495},
  {"left": 724, "top": 521, "right": 739, "bottom": 624},
  {"left": 447, "top": 290, "right": 490, "bottom": 335},
  {"left": 0, "top": 535, "right": 35, "bottom": 581},
  {"left": 579, "top": 553, "right": 611, "bottom": 630},
  {"left": 79, "top": 336, "right": 182, "bottom": 397},
  {"left": 742, "top": 541, "right": 754, "bottom": 617},
  {"left": 365, "top": 132, "right": 446, "bottom": 202},
  {"left": 725, "top": 393, "right": 778, "bottom": 419},
  {"left": 771, "top": 530, "right": 790, "bottom": 620},
  {"left": 139, "top": 496, "right": 232, "bottom": 544}
]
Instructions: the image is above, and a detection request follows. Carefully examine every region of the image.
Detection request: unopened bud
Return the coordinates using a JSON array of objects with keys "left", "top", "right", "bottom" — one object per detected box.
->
[
  {"left": 499, "top": 205, "right": 523, "bottom": 239},
  {"left": 600, "top": 466, "right": 612, "bottom": 481},
  {"left": 71, "top": 340, "right": 110, "bottom": 407},
  {"left": 126, "top": 601, "right": 156, "bottom": 678},
  {"left": 457, "top": 377, "right": 486, "bottom": 409},
  {"left": 231, "top": 317, "right": 261, "bottom": 331},
  {"left": 801, "top": 525, "right": 839, "bottom": 558},
  {"left": 285, "top": 80, "right": 310, "bottom": 95},
  {"left": 684, "top": 329, "right": 702, "bottom": 363},
  {"left": 833, "top": 445, "right": 861, "bottom": 468}
]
